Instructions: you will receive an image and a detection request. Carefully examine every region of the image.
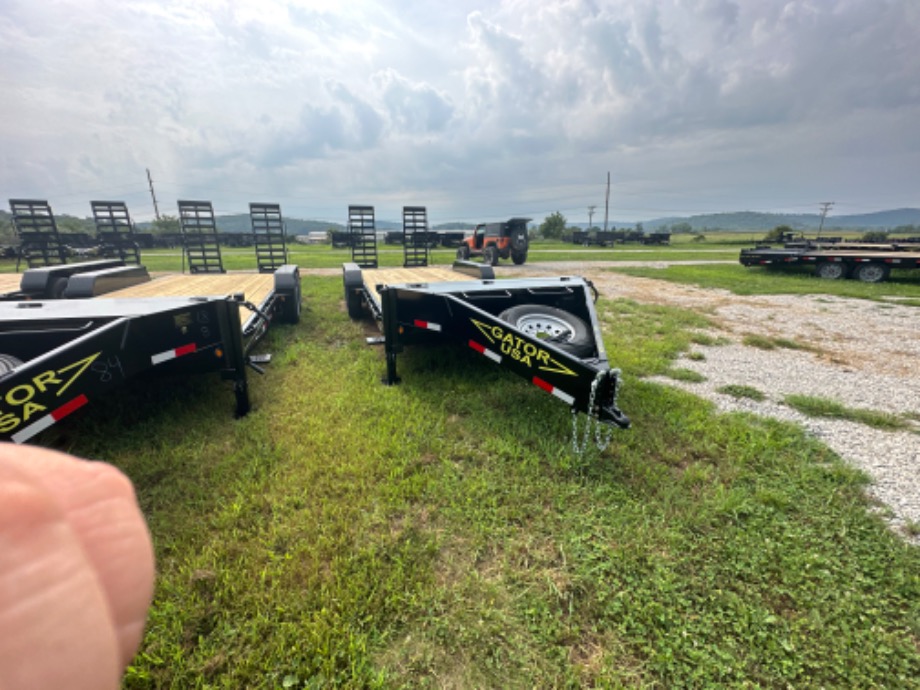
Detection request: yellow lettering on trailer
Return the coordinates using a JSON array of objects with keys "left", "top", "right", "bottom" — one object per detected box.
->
[
  {"left": 470, "top": 318, "right": 576, "bottom": 376},
  {"left": 0, "top": 352, "right": 102, "bottom": 434}
]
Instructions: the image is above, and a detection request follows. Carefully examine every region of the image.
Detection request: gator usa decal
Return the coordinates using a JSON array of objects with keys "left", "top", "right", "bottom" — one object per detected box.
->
[{"left": 470, "top": 318, "right": 575, "bottom": 376}]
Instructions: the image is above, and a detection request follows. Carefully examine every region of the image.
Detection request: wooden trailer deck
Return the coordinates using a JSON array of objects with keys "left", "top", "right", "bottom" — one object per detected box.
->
[
  {"left": 100, "top": 272, "right": 276, "bottom": 306},
  {"left": 0, "top": 274, "right": 22, "bottom": 296},
  {"left": 361, "top": 266, "right": 477, "bottom": 307}
]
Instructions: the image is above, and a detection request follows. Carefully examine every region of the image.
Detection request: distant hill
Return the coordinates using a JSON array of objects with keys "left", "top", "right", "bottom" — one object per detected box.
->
[{"left": 640, "top": 208, "right": 920, "bottom": 232}]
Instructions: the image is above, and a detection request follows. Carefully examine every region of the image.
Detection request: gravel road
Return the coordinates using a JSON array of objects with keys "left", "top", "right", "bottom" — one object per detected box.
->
[{"left": 498, "top": 261, "right": 920, "bottom": 545}]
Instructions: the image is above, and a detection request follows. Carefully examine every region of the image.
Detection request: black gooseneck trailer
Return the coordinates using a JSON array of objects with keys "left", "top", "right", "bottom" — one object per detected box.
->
[{"left": 342, "top": 205, "right": 630, "bottom": 432}]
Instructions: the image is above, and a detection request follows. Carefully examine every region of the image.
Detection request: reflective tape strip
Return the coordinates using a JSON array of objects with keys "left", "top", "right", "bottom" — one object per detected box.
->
[
  {"left": 468, "top": 340, "right": 501, "bottom": 364},
  {"left": 151, "top": 343, "right": 197, "bottom": 365},
  {"left": 413, "top": 319, "right": 442, "bottom": 332},
  {"left": 12, "top": 394, "right": 89, "bottom": 444},
  {"left": 532, "top": 376, "right": 575, "bottom": 405}
]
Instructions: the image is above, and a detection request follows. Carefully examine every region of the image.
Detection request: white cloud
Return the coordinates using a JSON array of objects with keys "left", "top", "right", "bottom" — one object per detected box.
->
[{"left": 1, "top": 0, "right": 918, "bottom": 222}]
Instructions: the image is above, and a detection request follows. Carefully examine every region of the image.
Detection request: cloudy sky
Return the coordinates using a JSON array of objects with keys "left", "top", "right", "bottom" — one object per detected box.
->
[{"left": 2, "top": 0, "right": 918, "bottom": 225}]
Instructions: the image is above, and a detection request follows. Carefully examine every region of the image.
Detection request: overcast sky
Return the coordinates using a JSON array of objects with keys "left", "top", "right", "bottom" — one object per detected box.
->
[{"left": 2, "top": 0, "right": 918, "bottom": 225}]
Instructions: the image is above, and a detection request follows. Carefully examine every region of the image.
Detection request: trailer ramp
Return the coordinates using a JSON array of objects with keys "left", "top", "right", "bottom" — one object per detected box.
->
[
  {"left": 178, "top": 200, "right": 225, "bottom": 273},
  {"left": 91, "top": 201, "right": 141, "bottom": 265},
  {"left": 9, "top": 199, "right": 69, "bottom": 269},
  {"left": 348, "top": 205, "right": 378, "bottom": 268},
  {"left": 402, "top": 206, "right": 429, "bottom": 267},
  {"left": 250, "top": 202, "right": 289, "bottom": 273}
]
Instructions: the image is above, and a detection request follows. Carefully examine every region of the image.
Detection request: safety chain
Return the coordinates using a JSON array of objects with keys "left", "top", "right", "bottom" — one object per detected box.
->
[{"left": 571, "top": 369, "right": 620, "bottom": 456}]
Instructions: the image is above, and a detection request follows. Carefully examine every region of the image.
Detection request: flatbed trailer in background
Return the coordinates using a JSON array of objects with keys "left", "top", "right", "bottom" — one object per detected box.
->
[
  {"left": 0, "top": 265, "right": 301, "bottom": 444},
  {"left": 343, "top": 258, "right": 630, "bottom": 432},
  {"left": 739, "top": 243, "right": 920, "bottom": 282}
]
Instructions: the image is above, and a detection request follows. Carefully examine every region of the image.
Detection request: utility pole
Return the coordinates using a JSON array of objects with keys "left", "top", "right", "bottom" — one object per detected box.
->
[
  {"left": 817, "top": 201, "right": 834, "bottom": 238},
  {"left": 587, "top": 205, "right": 596, "bottom": 231},
  {"left": 147, "top": 168, "right": 161, "bottom": 221},
  {"left": 603, "top": 172, "right": 610, "bottom": 232}
]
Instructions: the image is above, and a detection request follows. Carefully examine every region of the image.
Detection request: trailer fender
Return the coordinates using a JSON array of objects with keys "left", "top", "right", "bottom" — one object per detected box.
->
[
  {"left": 273, "top": 265, "right": 302, "bottom": 323},
  {"left": 343, "top": 262, "right": 365, "bottom": 319}
]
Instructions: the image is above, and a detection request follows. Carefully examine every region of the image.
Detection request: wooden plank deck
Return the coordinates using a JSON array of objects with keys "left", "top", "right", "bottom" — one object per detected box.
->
[
  {"left": 361, "top": 266, "right": 476, "bottom": 307},
  {"left": 100, "top": 272, "right": 275, "bottom": 306},
  {"left": 0, "top": 274, "right": 22, "bottom": 295}
]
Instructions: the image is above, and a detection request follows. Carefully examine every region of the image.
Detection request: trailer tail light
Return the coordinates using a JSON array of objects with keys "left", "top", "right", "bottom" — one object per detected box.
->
[
  {"left": 151, "top": 343, "right": 197, "bottom": 365},
  {"left": 12, "top": 394, "right": 89, "bottom": 444},
  {"left": 468, "top": 339, "right": 501, "bottom": 363},
  {"left": 532, "top": 376, "right": 575, "bottom": 405}
]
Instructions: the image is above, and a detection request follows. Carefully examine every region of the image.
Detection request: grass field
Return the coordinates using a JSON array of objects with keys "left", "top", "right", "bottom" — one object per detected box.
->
[{"left": 29, "top": 267, "right": 919, "bottom": 688}]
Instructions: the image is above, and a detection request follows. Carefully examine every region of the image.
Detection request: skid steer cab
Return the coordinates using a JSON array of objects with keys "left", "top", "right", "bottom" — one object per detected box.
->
[{"left": 456, "top": 217, "right": 530, "bottom": 266}]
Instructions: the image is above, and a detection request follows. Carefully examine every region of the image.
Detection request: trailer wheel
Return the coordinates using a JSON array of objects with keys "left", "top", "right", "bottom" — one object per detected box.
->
[
  {"left": 47, "top": 276, "right": 68, "bottom": 299},
  {"left": 498, "top": 304, "right": 594, "bottom": 357},
  {"left": 816, "top": 262, "right": 847, "bottom": 280},
  {"left": 854, "top": 262, "right": 890, "bottom": 283},
  {"left": 345, "top": 287, "right": 364, "bottom": 319},
  {"left": 483, "top": 245, "right": 499, "bottom": 266},
  {"left": 0, "top": 353, "right": 23, "bottom": 378},
  {"left": 456, "top": 245, "right": 470, "bottom": 260},
  {"left": 281, "top": 282, "right": 302, "bottom": 324}
]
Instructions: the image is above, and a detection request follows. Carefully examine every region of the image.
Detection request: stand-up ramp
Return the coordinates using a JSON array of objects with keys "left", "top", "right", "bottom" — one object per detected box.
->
[
  {"left": 178, "top": 200, "right": 225, "bottom": 274},
  {"left": 249, "top": 202, "right": 289, "bottom": 273},
  {"left": 348, "top": 205, "right": 378, "bottom": 268},
  {"left": 9, "top": 199, "right": 69, "bottom": 269},
  {"left": 91, "top": 201, "right": 141, "bottom": 265},
  {"left": 402, "top": 206, "right": 429, "bottom": 268}
]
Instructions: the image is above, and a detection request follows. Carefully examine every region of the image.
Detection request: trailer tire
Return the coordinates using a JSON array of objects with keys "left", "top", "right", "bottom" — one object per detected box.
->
[
  {"left": 498, "top": 304, "right": 594, "bottom": 357},
  {"left": 281, "top": 282, "right": 302, "bottom": 324},
  {"left": 47, "top": 276, "right": 68, "bottom": 299},
  {"left": 346, "top": 287, "right": 364, "bottom": 320},
  {"left": 854, "top": 262, "right": 890, "bottom": 283},
  {"left": 0, "top": 353, "right": 23, "bottom": 378},
  {"left": 456, "top": 245, "right": 470, "bottom": 260},
  {"left": 483, "top": 245, "right": 499, "bottom": 266},
  {"left": 816, "top": 262, "right": 847, "bottom": 280}
]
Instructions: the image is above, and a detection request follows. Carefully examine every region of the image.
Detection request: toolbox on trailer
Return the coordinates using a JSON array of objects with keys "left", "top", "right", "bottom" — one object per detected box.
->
[
  {"left": 342, "top": 206, "right": 629, "bottom": 437},
  {"left": 0, "top": 264, "right": 302, "bottom": 444}
]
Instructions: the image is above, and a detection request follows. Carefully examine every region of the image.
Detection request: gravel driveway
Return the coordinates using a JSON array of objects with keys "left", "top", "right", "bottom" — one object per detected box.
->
[{"left": 500, "top": 261, "right": 920, "bottom": 545}]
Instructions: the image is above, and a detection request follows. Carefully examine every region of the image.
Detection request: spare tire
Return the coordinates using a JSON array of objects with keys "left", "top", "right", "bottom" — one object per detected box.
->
[
  {"left": 0, "top": 353, "right": 23, "bottom": 380},
  {"left": 498, "top": 304, "right": 594, "bottom": 357},
  {"left": 510, "top": 227, "right": 528, "bottom": 252}
]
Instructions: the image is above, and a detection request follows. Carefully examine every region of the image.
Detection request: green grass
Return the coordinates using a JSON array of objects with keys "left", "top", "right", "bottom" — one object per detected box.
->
[
  {"left": 783, "top": 395, "right": 913, "bottom": 431},
  {"left": 30, "top": 277, "right": 920, "bottom": 688},
  {"left": 664, "top": 367, "right": 707, "bottom": 383},
  {"left": 717, "top": 385, "right": 768, "bottom": 402},
  {"left": 608, "top": 263, "right": 920, "bottom": 300},
  {"left": 742, "top": 334, "right": 816, "bottom": 352}
]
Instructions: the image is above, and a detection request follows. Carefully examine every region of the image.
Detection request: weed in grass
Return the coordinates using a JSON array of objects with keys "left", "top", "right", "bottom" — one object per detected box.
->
[
  {"left": 784, "top": 394, "right": 910, "bottom": 431},
  {"left": 742, "top": 334, "right": 816, "bottom": 352},
  {"left": 687, "top": 351, "right": 706, "bottom": 361},
  {"left": 717, "top": 384, "right": 767, "bottom": 402},
  {"left": 690, "top": 332, "right": 729, "bottom": 346},
  {"left": 664, "top": 367, "right": 707, "bottom": 383},
  {"left": 743, "top": 333, "right": 777, "bottom": 349}
]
